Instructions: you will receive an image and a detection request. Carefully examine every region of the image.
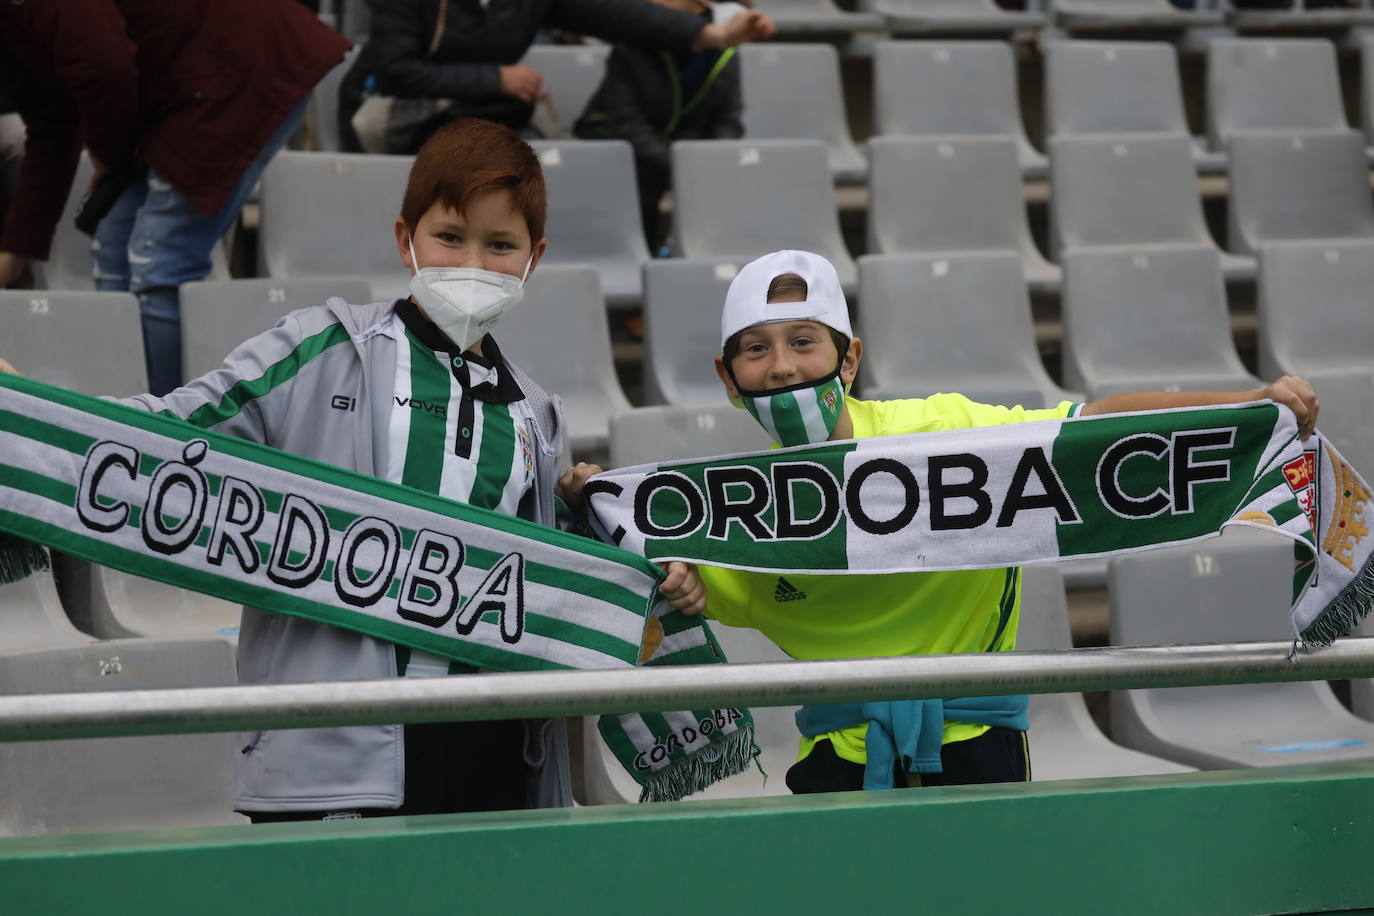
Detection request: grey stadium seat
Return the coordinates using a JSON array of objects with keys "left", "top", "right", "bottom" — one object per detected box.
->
[
  {"left": 0, "top": 638, "right": 242, "bottom": 836},
  {"left": 1256, "top": 239, "right": 1374, "bottom": 475},
  {"left": 868, "top": 0, "right": 1044, "bottom": 35},
  {"left": 1227, "top": 129, "right": 1374, "bottom": 257},
  {"left": 258, "top": 151, "right": 412, "bottom": 301},
  {"left": 532, "top": 140, "right": 651, "bottom": 308},
  {"left": 1226, "top": 0, "right": 1374, "bottom": 32},
  {"left": 1360, "top": 37, "right": 1374, "bottom": 152},
  {"left": 642, "top": 259, "right": 742, "bottom": 407},
  {"left": 307, "top": 46, "right": 357, "bottom": 152},
  {"left": 1016, "top": 566, "right": 1196, "bottom": 781},
  {"left": 1109, "top": 531, "right": 1374, "bottom": 770},
  {"left": 608, "top": 405, "right": 773, "bottom": 469},
  {"left": 751, "top": 0, "right": 884, "bottom": 35},
  {"left": 1049, "top": 133, "right": 1254, "bottom": 281},
  {"left": 1257, "top": 239, "right": 1374, "bottom": 382},
  {"left": 180, "top": 277, "right": 372, "bottom": 382},
  {"left": 739, "top": 44, "right": 867, "bottom": 184},
  {"left": 580, "top": 621, "right": 799, "bottom": 805},
  {"left": 1060, "top": 245, "right": 1259, "bottom": 399},
  {"left": 518, "top": 44, "right": 610, "bottom": 131},
  {"left": 671, "top": 140, "right": 856, "bottom": 294},
  {"left": 54, "top": 552, "right": 244, "bottom": 642},
  {"left": 1206, "top": 39, "right": 1347, "bottom": 151},
  {"left": 857, "top": 252, "right": 1081, "bottom": 409},
  {"left": 0, "top": 290, "right": 146, "bottom": 396},
  {"left": 1044, "top": 40, "right": 1225, "bottom": 173},
  {"left": 1050, "top": 0, "right": 1222, "bottom": 31},
  {"left": 0, "top": 569, "right": 92, "bottom": 652},
  {"left": 868, "top": 136, "right": 1059, "bottom": 293},
  {"left": 494, "top": 264, "right": 629, "bottom": 458},
  {"left": 872, "top": 41, "right": 1046, "bottom": 178}
]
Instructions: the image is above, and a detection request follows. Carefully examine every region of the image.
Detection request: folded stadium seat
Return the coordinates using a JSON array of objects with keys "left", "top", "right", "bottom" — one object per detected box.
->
[
  {"left": 739, "top": 44, "right": 867, "bottom": 184},
  {"left": 257, "top": 151, "right": 414, "bottom": 302},
  {"left": 750, "top": 0, "right": 885, "bottom": 36},
  {"left": 1255, "top": 239, "right": 1374, "bottom": 475},
  {"left": 1060, "top": 245, "right": 1260, "bottom": 399},
  {"left": 867, "top": 0, "right": 1045, "bottom": 36},
  {"left": 1206, "top": 39, "right": 1348, "bottom": 154},
  {"left": 0, "top": 569, "right": 93, "bottom": 652},
  {"left": 1226, "top": 129, "right": 1374, "bottom": 257},
  {"left": 530, "top": 140, "right": 652, "bottom": 308},
  {"left": 579, "top": 406, "right": 797, "bottom": 805},
  {"left": 642, "top": 259, "right": 744, "bottom": 407},
  {"left": 1043, "top": 40, "right": 1226, "bottom": 174},
  {"left": 1049, "top": 0, "right": 1223, "bottom": 31},
  {"left": 670, "top": 140, "right": 857, "bottom": 294},
  {"left": 0, "top": 290, "right": 244, "bottom": 640},
  {"left": 867, "top": 136, "right": 1060, "bottom": 293},
  {"left": 856, "top": 252, "right": 1081, "bottom": 408},
  {"left": 1049, "top": 133, "right": 1255, "bottom": 282},
  {"left": 1109, "top": 530, "right": 1374, "bottom": 770},
  {"left": 0, "top": 638, "right": 243, "bottom": 836},
  {"left": 518, "top": 44, "right": 611, "bottom": 132},
  {"left": 1016, "top": 566, "right": 1197, "bottom": 781},
  {"left": 180, "top": 277, "right": 372, "bottom": 381},
  {"left": 1225, "top": 0, "right": 1374, "bottom": 32},
  {"left": 493, "top": 264, "right": 629, "bottom": 459},
  {"left": 608, "top": 404, "right": 774, "bottom": 468},
  {"left": 871, "top": 41, "right": 1047, "bottom": 179},
  {"left": 307, "top": 46, "right": 358, "bottom": 153}
]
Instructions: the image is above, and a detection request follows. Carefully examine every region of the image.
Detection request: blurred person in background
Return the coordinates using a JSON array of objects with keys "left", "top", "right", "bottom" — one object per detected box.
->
[
  {"left": 0, "top": 0, "right": 350, "bottom": 396},
  {"left": 339, "top": 0, "right": 772, "bottom": 155},
  {"left": 575, "top": 0, "right": 745, "bottom": 252}
]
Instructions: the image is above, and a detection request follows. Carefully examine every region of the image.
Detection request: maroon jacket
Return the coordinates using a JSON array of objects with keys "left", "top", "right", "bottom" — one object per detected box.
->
[{"left": 0, "top": 0, "right": 350, "bottom": 261}]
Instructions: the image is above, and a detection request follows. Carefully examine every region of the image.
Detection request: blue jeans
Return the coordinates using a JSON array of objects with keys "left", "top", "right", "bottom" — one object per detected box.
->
[{"left": 93, "top": 99, "right": 307, "bottom": 395}]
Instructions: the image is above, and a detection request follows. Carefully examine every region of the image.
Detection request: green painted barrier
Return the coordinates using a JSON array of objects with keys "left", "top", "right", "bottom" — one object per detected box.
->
[{"left": 4, "top": 763, "right": 1374, "bottom": 915}]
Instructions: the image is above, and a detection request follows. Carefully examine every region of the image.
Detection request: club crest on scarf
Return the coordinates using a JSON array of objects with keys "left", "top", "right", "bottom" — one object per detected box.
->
[{"left": 1283, "top": 450, "right": 1319, "bottom": 538}]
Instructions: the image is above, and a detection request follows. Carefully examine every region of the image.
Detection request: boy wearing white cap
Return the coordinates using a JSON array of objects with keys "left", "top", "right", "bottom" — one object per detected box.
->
[{"left": 695, "top": 249, "right": 1321, "bottom": 793}]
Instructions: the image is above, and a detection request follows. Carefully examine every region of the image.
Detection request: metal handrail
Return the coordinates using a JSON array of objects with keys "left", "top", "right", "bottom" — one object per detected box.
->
[{"left": 4, "top": 637, "right": 1374, "bottom": 742}]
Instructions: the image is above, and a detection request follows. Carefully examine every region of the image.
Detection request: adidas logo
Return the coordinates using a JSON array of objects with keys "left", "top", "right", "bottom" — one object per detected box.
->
[{"left": 774, "top": 577, "right": 807, "bottom": 603}]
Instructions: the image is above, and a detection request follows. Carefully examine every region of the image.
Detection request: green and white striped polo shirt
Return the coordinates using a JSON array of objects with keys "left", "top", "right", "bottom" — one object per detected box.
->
[{"left": 383, "top": 301, "right": 539, "bottom": 677}]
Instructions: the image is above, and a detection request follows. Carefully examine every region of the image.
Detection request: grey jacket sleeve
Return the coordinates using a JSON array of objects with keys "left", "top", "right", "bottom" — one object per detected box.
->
[{"left": 118, "top": 312, "right": 321, "bottom": 444}]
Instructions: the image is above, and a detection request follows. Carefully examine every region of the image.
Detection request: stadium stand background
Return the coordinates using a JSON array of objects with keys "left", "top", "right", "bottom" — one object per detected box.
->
[{"left": 6, "top": 0, "right": 1374, "bottom": 834}]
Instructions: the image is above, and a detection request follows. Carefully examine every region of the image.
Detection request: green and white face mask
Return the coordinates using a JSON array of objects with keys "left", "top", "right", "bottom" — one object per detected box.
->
[{"left": 735, "top": 364, "right": 848, "bottom": 448}]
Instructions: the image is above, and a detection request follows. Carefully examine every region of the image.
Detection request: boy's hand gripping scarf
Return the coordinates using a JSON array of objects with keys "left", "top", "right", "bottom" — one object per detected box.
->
[
  {"left": 0, "top": 374, "right": 757, "bottom": 803},
  {"left": 586, "top": 401, "right": 1374, "bottom": 648}
]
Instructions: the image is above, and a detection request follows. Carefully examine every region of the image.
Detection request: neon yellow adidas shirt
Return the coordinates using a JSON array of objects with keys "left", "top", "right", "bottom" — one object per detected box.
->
[{"left": 700, "top": 393, "right": 1080, "bottom": 765}]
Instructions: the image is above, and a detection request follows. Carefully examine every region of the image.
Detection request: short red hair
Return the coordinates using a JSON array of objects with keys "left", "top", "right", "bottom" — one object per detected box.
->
[{"left": 399, "top": 118, "right": 547, "bottom": 243}]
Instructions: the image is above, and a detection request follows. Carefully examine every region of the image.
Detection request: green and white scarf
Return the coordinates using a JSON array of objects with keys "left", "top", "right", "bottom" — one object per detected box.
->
[
  {"left": 587, "top": 401, "right": 1374, "bottom": 647},
  {"left": 0, "top": 374, "right": 756, "bottom": 802}
]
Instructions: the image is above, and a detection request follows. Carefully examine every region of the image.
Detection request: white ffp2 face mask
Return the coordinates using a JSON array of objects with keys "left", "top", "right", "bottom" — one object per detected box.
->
[{"left": 407, "top": 237, "right": 531, "bottom": 351}]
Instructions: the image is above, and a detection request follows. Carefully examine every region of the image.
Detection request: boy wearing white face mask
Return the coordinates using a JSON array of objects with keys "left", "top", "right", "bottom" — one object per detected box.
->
[
  {"left": 686, "top": 249, "right": 1321, "bottom": 795},
  {"left": 35, "top": 117, "right": 691, "bottom": 822}
]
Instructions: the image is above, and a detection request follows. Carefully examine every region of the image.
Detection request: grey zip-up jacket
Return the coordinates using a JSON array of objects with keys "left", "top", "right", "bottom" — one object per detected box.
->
[{"left": 123, "top": 298, "right": 572, "bottom": 812}]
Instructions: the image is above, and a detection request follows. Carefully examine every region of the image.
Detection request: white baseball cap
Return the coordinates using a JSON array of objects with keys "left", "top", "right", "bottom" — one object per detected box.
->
[{"left": 719, "top": 250, "right": 853, "bottom": 350}]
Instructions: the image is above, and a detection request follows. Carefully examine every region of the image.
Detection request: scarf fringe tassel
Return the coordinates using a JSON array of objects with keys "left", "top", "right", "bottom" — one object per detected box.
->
[
  {"left": 639, "top": 725, "right": 762, "bottom": 803},
  {"left": 0, "top": 533, "right": 50, "bottom": 585},
  {"left": 1299, "top": 551, "right": 1374, "bottom": 649}
]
